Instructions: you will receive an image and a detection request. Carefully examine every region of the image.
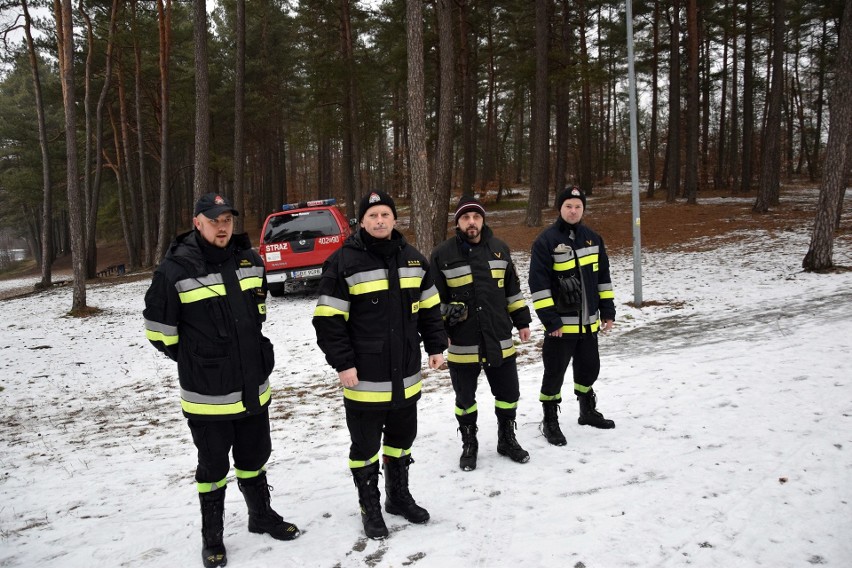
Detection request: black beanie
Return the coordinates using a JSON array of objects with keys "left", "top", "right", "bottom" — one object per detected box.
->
[
  {"left": 454, "top": 195, "right": 487, "bottom": 224},
  {"left": 557, "top": 186, "right": 586, "bottom": 209},
  {"left": 358, "top": 191, "right": 397, "bottom": 221}
]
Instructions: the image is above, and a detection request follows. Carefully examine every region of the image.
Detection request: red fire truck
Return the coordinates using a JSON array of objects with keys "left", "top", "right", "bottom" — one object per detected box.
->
[{"left": 259, "top": 198, "right": 353, "bottom": 296}]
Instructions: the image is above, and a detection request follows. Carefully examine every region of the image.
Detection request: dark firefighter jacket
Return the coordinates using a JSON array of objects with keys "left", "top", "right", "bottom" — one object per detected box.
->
[
  {"left": 431, "top": 226, "right": 531, "bottom": 367},
  {"left": 312, "top": 228, "right": 447, "bottom": 410},
  {"left": 143, "top": 230, "right": 274, "bottom": 420},
  {"left": 528, "top": 217, "right": 616, "bottom": 334}
]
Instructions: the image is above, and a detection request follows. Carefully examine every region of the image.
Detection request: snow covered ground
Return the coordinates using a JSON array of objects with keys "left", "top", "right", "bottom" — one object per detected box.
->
[{"left": 1, "top": 219, "right": 851, "bottom": 568}]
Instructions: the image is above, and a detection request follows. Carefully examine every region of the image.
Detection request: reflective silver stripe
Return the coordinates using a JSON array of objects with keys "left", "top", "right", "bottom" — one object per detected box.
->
[
  {"left": 499, "top": 338, "right": 514, "bottom": 350},
  {"left": 176, "top": 273, "right": 224, "bottom": 292},
  {"left": 181, "top": 379, "right": 270, "bottom": 404},
  {"left": 316, "top": 294, "right": 350, "bottom": 313},
  {"left": 345, "top": 269, "right": 388, "bottom": 287},
  {"left": 420, "top": 284, "right": 439, "bottom": 302},
  {"left": 488, "top": 260, "right": 509, "bottom": 270},
  {"left": 598, "top": 283, "right": 613, "bottom": 292},
  {"left": 144, "top": 319, "right": 177, "bottom": 336},
  {"left": 347, "top": 372, "right": 421, "bottom": 392},
  {"left": 575, "top": 245, "right": 600, "bottom": 257},
  {"left": 531, "top": 289, "right": 553, "bottom": 301},
  {"left": 506, "top": 292, "right": 524, "bottom": 305},
  {"left": 552, "top": 251, "right": 574, "bottom": 263},
  {"left": 441, "top": 265, "right": 472, "bottom": 279},
  {"left": 560, "top": 313, "right": 599, "bottom": 326},
  {"left": 448, "top": 344, "right": 479, "bottom": 355},
  {"left": 236, "top": 266, "right": 264, "bottom": 280},
  {"left": 399, "top": 267, "right": 426, "bottom": 279}
]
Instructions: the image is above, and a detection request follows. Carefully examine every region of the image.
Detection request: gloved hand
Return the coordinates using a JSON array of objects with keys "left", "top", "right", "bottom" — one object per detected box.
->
[
  {"left": 445, "top": 302, "right": 469, "bottom": 326},
  {"left": 555, "top": 275, "right": 582, "bottom": 313}
]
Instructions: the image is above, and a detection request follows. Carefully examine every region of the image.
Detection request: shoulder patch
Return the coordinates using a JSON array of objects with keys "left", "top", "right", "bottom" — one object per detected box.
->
[
  {"left": 494, "top": 252, "right": 502, "bottom": 259},
  {"left": 408, "top": 259, "right": 421, "bottom": 266},
  {"left": 240, "top": 259, "right": 253, "bottom": 267}
]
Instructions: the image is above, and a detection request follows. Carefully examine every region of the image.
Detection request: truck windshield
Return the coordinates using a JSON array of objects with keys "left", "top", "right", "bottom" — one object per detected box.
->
[{"left": 264, "top": 210, "right": 340, "bottom": 243}]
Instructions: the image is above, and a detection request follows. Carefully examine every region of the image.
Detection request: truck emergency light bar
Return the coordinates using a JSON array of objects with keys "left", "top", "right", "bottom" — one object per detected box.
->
[{"left": 281, "top": 198, "right": 337, "bottom": 211}]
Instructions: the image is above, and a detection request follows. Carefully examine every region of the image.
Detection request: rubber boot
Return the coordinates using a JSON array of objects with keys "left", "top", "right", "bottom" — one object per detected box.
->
[
  {"left": 352, "top": 463, "right": 389, "bottom": 539},
  {"left": 238, "top": 472, "right": 301, "bottom": 540},
  {"left": 577, "top": 390, "right": 615, "bottom": 429},
  {"left": 496, "top": 418, "right": 530, "bottom": 463},
  {"left": 199, "top": 487, "right": 227, "bottom": 568},
  {"left": 383, "top": 455, "right": 430, "bottom": 524},
  {"left": 458, "top": 424, "right": 479, "bottom": 471},
  {"left": 541, "top": 402, "right": 567, "bottom": 446}
]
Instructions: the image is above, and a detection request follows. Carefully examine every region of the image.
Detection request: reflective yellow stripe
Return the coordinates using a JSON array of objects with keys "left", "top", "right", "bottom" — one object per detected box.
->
[
  {"left": 313, "top": 305, "right": 350, "bottom": 320},
  {"left": 539, "top": 393, "right": 562, "bottom": 402},
  {"left": 181, "top": 384, "right": 272, "bottom": 416},
  {"left": 239, "top": 276, "right": 263, "bottom": 291},
  {"left": 447, "top": 352, "right": 480, "bottom": 364},
  {"left": 382, "top": 446, "right": 411, "bottom": 458},
  {"left": 495, "top": 400, "right": 518, "bottom": 410},
  {"left": 534, "top": 297, "right": 555, "bottom": 310},
  {"left": 197, "top": 478, "right": 227, "bottom": 493},
  {"left": 491, "top": 269, "right": 506, "bottom": 279},
  {"left": 455, "top": 403, "right": 478, "bottom": 416},
  {"left": 507, "top": 299, "right": 526, "bottom": 313},
  {"left": 234, "top": 467, "right": 265, "bottom": 479},
  {"left": 179, "top": 285, "right": 226, "bottom": 303},
  {"left": 560, "top": 320, "right": 600, "bottom": 334},
  {"left": 343, "top": 380, "right": 422, "bottom": 402},
  {"left": 599, "top": 290, "right": 614, "bottom": 299},
  {"left": 146, "top": 328, "right": 179, "bottom": 346},
  {"left": 420, "top": 290, "right": 441, "bottom": 309},
  {"left": 446, "top": 274, "right": 473, "bottom": 287},
  {"left": 349, "top": 279, "right": 389, "bottom": 295},
  {"left": 349, "top": 453, "right": 380, "bottom": 469},
  {"left": 574, "top": 383, "right": 592, "bottom": 393},
  {"left": 502, "top": 344, "right": 516, "bottom": 358},
  {"left": 579, "top": 254, "right": 598, "bottom": 266},
  {"left": 400, "top": 277, "right": 422, "bottom": 289},
  {"left": 553, "top": 259, "right": 577, "bottom": 271}
]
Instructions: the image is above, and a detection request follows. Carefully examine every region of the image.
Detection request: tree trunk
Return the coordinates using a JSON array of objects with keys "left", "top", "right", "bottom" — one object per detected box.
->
[
  {"left": 431, "top": 0, "right": 455, "bottom": 244},
  {"left": 155, "top": 0, "right": 172, "bottom": 263},
  {"left": 407, "top": 0, "right": 432, "bottom": 251},
  {"left": 714, "top": 0, "right": 729, "bottom": 191},
  {"left": 193, "top": 0, "right": 210, "bottom": 202},
  {"left": 132, "top": 0, "right": 152, "bottom": 267},
  {"left": 526, "top": 0, "right": 549, "bottom": 227},
  {"left": 340, "top": 0, "right": 361, "bottom": 216},
  {"left": 233, "top": 0, "right": 246, "bottom": 233},
  {"left": 22, "top": 0, "right": 53, "bottom": 287},
  {"left": 647, "top": 0, "right": 660, "bottom": 198},
  {"left": 55, "top": 0, "right": 87, "bottom": 311},
  {"left": 739, "top": 0, "right": 754, "bottom": 193},
  {"left": 665, "top": 0, "right": 681, "bottom": 202},
  {"left": 803, "top": 0, "right": 852, "bottom": 271},
  {"left": 754, "top": 0, "right": 784, "bottom": 212},
  {"left": 684, "top": 0, "right": 699, "bottom": 204},
  {"left": 458, "top": 0, "right": 475, "bottom": 196}
]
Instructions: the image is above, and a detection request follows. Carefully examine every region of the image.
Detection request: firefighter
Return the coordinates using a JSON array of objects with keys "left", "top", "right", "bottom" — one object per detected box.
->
[
  {"left": 143, "top": 193, "right": 299, "bottom": 568},
  {"left": 529, "top": 186, "right": 617, "bottom": 446},
  {"left": 430, "top": 195, "right": 532, "bottom": 471},
  {"left": 312, "top": 191, "right": 447, "bottom": 540}
]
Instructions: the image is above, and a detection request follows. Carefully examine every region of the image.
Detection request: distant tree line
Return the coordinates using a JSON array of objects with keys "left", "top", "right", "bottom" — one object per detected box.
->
[{"left": 0, "top": 0, "right": 849, "bottom": 311}]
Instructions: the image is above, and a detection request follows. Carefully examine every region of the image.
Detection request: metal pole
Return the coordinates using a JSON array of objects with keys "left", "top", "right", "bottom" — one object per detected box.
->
[{"left": 625, "top": 0, "right": 643, "bottom": 306}]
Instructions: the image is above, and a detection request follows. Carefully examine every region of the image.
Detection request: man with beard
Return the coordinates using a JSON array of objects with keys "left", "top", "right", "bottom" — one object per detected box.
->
[
  {"left": 144, "top": 193, "right": 299, "bottom": 568},
  {"left": 430, "top": 195, "right": 532, "bottom": 471}
]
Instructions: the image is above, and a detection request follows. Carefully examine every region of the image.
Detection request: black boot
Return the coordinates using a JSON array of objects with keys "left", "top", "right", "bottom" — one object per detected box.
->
[
  {"left": 238, "top": 473, "right": 300, "bottom": 541},
  {"left": 384, "top": 455, "right": 430, "bottom": 524},
  {"left": 577, "top": 390, "right": 615, "bottom": 429},
  {"left": 541, "top": 402, "right": 567, "bottom": 446},
  {"left": 458, "top": 424, "right": 479, "bottom": 471},
  {"left": 199, "top": 487, "right": 227, "bottom": 568},
  {"left": 352, "top": 463, "right": 389, "bottom": 539},
  {"left": 496, "top": 418, "right": 530, "bottom": 463}
]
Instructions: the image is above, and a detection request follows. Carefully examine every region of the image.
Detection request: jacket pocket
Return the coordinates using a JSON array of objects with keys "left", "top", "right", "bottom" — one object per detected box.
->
[
  {"left": 178, "top": 338, "right": 236, "bottom": 395},
  {"left": 352, "top": 338, "right": 384, "bottom": 378}
]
